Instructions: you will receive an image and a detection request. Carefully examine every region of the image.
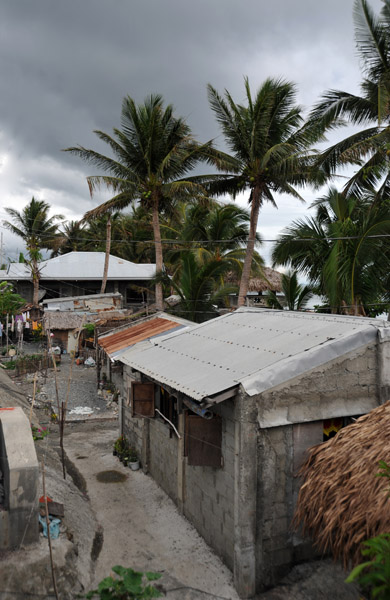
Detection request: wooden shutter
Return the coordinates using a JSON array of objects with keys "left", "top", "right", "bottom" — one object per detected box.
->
[
  {"left": 131, "top": 382, "right": 155, "bottom": 417},
  {"left": 185, "top": 413, "right": 222, "bottom": 468}
]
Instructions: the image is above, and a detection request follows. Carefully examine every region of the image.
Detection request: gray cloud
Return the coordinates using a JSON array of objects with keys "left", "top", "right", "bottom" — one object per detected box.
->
[{"left": 0, "top": 0, "right": 384, "bottom": 261}]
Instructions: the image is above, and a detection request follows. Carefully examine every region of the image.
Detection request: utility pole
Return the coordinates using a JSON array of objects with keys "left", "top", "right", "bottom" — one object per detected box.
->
[{"left": 0, "top": 232, "right": 4, "bottom": 269}]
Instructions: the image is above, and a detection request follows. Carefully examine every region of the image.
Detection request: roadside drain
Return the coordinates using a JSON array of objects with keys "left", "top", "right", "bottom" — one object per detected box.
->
[{"left": 96, "top": 470, "right": 127, "bottom": 483}]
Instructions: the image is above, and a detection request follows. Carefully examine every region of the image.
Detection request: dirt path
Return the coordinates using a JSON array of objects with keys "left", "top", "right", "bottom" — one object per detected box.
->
[{"left": 65, "top": 424, "right": 239, "bottom": 600}]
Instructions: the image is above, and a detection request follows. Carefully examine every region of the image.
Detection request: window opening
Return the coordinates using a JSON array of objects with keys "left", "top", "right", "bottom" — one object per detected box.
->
[{"left": 323, "top": 415, "right": 361, "bottom": 442}]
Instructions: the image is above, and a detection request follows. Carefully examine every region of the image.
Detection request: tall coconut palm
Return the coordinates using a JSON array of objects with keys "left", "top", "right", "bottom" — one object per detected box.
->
[
  {"left": 309, "top": 0, "right": 390, "bottom": 196},
  {"left": 3, "top": 198, "right": 63, "bottom": 306},
  {"left": 163, "top": 201, "right": 263, "bottom": 277},
  {"left": 55, "top": 220, "right": 89, "bottom": 255},
  {"left": 65, "top": 94, "right": 225, "bottom": 310},
  {"left": 207, "top": 77, "right": 323, "bottom": 307}
]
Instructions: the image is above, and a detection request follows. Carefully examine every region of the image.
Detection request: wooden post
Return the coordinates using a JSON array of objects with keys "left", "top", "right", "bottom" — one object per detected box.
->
[
  {"left": 41, "top": 462, "right": 59, "bottom": 600},
  {"left": 177, "top": 410, "right": 185, "bottom": 513}
]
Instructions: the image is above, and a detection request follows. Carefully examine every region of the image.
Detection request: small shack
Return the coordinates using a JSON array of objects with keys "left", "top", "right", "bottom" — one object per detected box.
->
[
  {"left": 116, "top": 307, "right": 390, "bottom": 598},
  {"left": 44, "top": 311, "right": 97, "bottom": 354}
]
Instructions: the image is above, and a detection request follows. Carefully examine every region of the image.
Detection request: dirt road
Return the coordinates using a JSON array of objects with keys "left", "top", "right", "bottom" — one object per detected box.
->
[{"left": 65, "top": 424, "right": 239, "bottom": 599}]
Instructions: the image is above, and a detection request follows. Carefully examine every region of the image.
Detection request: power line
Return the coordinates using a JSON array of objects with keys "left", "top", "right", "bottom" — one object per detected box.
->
[{"left": 1, "top": 223, "right": 390, "bottom": 245}]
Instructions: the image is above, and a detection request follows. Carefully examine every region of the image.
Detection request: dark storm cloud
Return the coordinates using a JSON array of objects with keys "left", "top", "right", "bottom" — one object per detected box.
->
[{"left": 0, "top": 0, "right": 384, "bottom": 258}]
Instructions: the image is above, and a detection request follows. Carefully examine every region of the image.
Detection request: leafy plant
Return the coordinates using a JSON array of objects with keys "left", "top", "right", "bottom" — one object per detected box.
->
[
  {"left": 0, "top": 281, "right": 26, "bottom": 318},
  {"left": 31, "top": 425, "right": 49, "bottom": 441},
  {"left": 128, "top": 447, "right": 138, "bottom": 462},
  {"left": 85, "top": 565, "right": 162, "bottom": 599},
  {"left": 346, "top": 534, "right": 390, "bottom": 599},
  {"left": 114, "top": 435, "right": 129, "bottom": 457},
  {"left": 4, "top": 360, "right": 16, "bottom": 370},
  {"left": 346, "top": 461, "right": 390, "bottom": 598},
  {"left": 83, "top": 323, "right": 96, "bottom": 336}
]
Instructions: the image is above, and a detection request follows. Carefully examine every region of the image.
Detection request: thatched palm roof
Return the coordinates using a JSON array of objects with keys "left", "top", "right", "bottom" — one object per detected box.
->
[
  {"left": 227, "top": 267, "right": 283, "bottom": 292},
  {"left": 294, "top": 402, "right": 390, "bottom": 567}
]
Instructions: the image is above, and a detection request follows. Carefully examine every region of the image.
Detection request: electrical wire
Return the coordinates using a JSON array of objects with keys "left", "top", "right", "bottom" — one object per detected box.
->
[{"left": 1, "top": 220, "right": 390, "bottom": 244}]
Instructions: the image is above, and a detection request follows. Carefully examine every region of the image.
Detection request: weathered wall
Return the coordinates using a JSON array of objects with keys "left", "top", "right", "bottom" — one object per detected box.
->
[
  {"left": 183, "top": 400, "right": 235, "bottom": 570},
  {"left": 0, "top": 407, "right": 39, "bottom": 550},
  {"left": 121, "top": 366, "right": 236, "bottom": 569},
  {"left": 148, "top": 419, "right": 179, "bottom": 502},
  {"left": 254, "top": 343, "right": 379, "bottom": 590},
  {"left": 256, "top": 422, "right": 323, "bottom": 589},
  {"left": 258, "top": 343, "right": 379, "bottom": 428}
]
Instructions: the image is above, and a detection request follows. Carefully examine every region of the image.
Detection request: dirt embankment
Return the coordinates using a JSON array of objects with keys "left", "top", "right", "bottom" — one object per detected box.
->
[{"left": 0, "top": 424, "right": 100, "bottom": 600}]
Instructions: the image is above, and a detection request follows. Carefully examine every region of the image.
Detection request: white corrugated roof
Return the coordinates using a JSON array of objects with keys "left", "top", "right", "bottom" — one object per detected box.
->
[
  {"left": 120, "top": 308, "right": 390, "bottom": 401},
  {"left": 1, "top": 252, "right": 155, "bottom": 281}
]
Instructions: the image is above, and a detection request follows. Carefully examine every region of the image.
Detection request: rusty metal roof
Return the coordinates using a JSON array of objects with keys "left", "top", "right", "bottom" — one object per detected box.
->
[{"left": 98, "top": 314, "right": 192, "bottom": 359}]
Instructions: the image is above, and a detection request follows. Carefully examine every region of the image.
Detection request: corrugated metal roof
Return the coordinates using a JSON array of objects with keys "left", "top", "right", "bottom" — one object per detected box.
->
[
  {"left": 1, "top": 252, "right": 155, "bottom": 281},
  {"left": 120, "top": 308, "right": 390, "bottom": 401},
  {"left": 98, "top": 313, "right": 193, "bottom": 359}
]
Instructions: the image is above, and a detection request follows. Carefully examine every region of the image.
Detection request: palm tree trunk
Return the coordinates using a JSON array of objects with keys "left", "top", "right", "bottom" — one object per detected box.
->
[
  {"left": 32, "top": 257, "right": 40, "bottom": 307},
  {"left": 152, "top": 194, "right": 164, "bottom": 311},
  {"left": 101, "top": 216, "right": 111, "bottom": 294},
  {"left": 237, "top": 187, "right": 261, "bottom": 307}
]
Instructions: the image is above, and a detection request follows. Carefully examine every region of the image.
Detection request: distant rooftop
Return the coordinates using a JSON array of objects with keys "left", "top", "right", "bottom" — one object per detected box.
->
[{"left": 1, "top": 252, "right": 156, "bottom": 281}]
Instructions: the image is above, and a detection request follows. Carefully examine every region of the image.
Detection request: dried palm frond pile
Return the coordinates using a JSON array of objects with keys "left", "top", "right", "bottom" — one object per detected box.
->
[{"left": 293, "top": 402, "right": 390, "bottom": 567}]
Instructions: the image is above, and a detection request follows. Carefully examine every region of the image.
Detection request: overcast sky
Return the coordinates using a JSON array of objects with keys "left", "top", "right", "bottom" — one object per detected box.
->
[{"left": 0, "top": 0, "right": 383, "bottom": 264}]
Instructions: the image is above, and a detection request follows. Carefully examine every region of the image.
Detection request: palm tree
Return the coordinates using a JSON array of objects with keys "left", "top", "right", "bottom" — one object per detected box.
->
[
  {"left": 207, "top": 77, "right": 322, "bottom": 307},
  {"left": 163, "top": 201, "right": 264, "bottom": 278},
  {"left": 55, "top": 220, "right": 89, "bottom": 255},
  {"left": 65, "top": 94, "right": 224, "bottom": 310},
  {"left": 309, "top": 0, "right": 390, "bottom": 197},
  {"left": 157, "top": 250, "right": 236, "bottom": 323},
  {"left": 272, "top": 188, "right": 390, "bottom": 314},
  {"left": 3, "top": 198, "right": 63, "bottom": 306},
  {"left": 266, "top": 270, "right": 313, "bottom": 311}
]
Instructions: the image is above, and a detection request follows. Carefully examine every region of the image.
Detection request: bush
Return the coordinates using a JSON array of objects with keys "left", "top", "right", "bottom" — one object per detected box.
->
[{"left": 85, "top": 565, "right": 162, "bottom": 599}]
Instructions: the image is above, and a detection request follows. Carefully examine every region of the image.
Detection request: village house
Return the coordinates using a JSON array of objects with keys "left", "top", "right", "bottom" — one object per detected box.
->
[
  {"left": 43, "top": 292, "right": 132, "bottom": 353},
  {"left": 0, "top": 252, "right": 156, "bottom": 307},
  {"left": 113, "top": 307, "right": 390, "bottom": 598}
]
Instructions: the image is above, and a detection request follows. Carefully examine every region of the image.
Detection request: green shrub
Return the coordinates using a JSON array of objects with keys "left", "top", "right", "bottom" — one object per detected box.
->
[
  {"left": 85, "top": 565, "right": 162, "bottom": 599},
  {"left": 346, "top": 534, "right": 390, "bottom": 599}
]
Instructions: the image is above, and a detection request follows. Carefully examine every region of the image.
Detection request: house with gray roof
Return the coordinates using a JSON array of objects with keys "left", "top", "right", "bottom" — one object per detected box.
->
[
  {"left": 0, "top": 252, "right": 156, "bottom": 307},
  {"left": 117, "top": 307, "right": 390, "bottom": 598}
]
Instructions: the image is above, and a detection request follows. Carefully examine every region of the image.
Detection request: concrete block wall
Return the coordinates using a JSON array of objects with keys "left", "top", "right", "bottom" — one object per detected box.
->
[
  {"left": 122, "top": 407, "right": 144, "bottom": 459},
  {"left": 257, "top": 420, "right": 326, "bottom": 589},
  {"left": 148, "top": 419, "right": 178, "bottom": 503},
  {"left": 121, "top": 365, "right": 143, "bottom": 459},
  {"left": 256, "top": 425, "right": 294, "bottom": 588},
  {"left": 258, "top": 343, "right": 379, "bottom": 428},
  {"left": 183, "top": 400, "right": 235, "bottom": 570}
]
